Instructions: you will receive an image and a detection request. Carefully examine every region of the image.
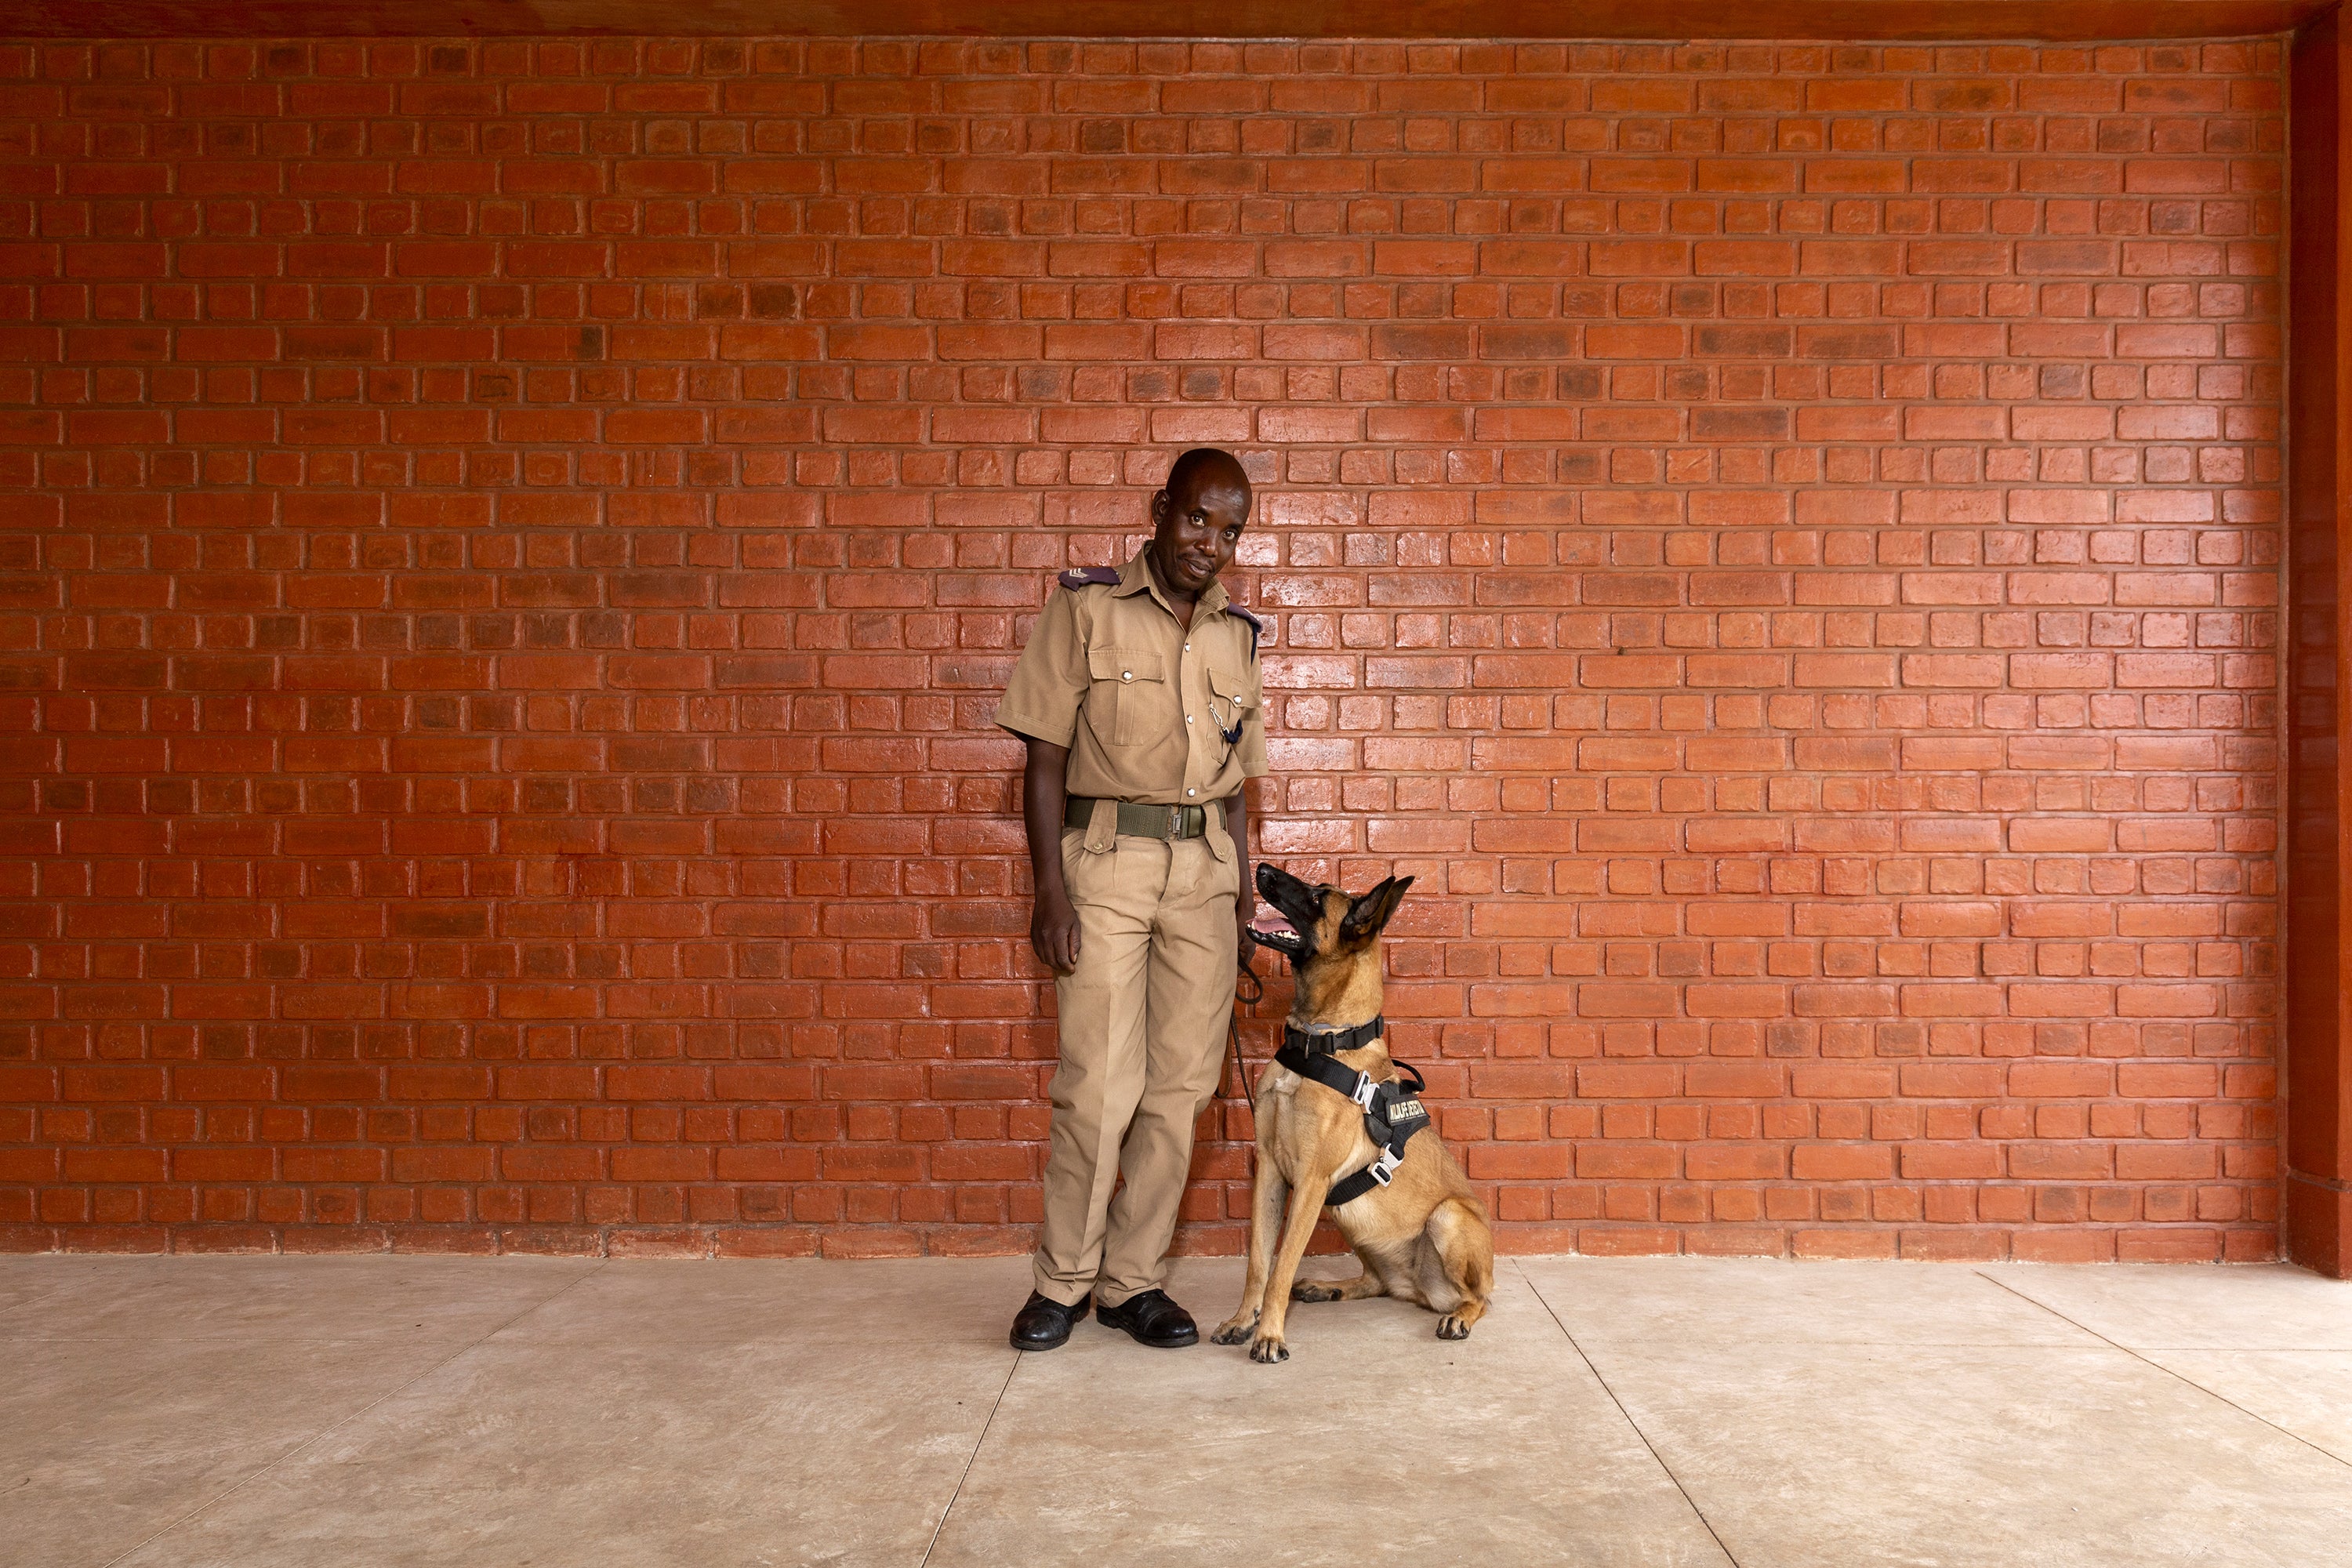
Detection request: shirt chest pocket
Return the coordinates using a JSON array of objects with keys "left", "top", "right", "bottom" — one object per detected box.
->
[
  {"left": 1086, "top": 646, "right": 1167, "bottom": 747},
  {"left": 1205, "top": 665, "right": 1256, "bottom": 747}
]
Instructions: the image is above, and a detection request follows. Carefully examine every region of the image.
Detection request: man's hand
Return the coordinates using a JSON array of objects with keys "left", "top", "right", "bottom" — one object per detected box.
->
[{"left": 1033, "top": 887, "right": 1082, "bottom": 975}]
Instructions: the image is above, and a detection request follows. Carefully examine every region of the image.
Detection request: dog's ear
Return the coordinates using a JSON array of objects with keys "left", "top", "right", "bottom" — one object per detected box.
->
[{"left": 1341, "top": 875, "right": 1414, "bottom": 942}]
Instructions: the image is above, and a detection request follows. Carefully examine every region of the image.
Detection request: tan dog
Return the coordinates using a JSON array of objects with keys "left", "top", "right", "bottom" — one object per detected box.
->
[{"left": 1211, "top": 864, "right": 1494, "bottom": 1363}]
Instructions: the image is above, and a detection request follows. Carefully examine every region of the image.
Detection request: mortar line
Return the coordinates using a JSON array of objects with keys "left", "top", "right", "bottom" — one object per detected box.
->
[
  {"left": 1516, "top": 1261, "right": 1744, "bottom": 1568},
  {"left": 916, "top": 1350, "right": 1022, "bottom": 1568},
  {"left": 1973, "top": 1269, "right": 2352, "bottom": 1471},
  {"left": 98, "top": 1258, "right": 610, "bottom": 1568}
]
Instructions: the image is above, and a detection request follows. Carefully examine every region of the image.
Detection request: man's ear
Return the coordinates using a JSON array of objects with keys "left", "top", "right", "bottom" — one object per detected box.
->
[{"left": 1341, "top": 876, "right": 1414, "bottom": 941}]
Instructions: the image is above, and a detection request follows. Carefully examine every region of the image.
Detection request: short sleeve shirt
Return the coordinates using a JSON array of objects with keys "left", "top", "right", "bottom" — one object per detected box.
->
[{"left": 994, "top": 550, "right": 1269, "bottom": 805}]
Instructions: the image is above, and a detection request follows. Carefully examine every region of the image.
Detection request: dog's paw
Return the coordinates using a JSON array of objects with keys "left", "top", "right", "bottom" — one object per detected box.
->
[
  {"left": 1208, "top": 1313, "right": 1258, "bottom": 1346},
  {"left": 1247, "top": 1334, "right": 1290, "bottom": 1364},
  {"left": 1435, "top": 1314, "right": 1472, "bottom": 1341},
  {"left": 1290, "top": 1281, "right": 1341, "bottom": 1303}
]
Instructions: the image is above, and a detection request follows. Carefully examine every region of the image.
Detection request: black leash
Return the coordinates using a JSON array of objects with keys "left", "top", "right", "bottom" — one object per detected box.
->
[{"left": 1228, "top": 950, "right": 1264, "bottom": 1110}]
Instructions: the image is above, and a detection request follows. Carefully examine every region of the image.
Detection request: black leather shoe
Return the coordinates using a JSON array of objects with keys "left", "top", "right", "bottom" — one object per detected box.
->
[
  {"left": 1097, "top": 1288, "right": 1198, "bottom": 1348},
  {"left": 1010, "top": 1290, "right": 1088, "bottom": 1351}
]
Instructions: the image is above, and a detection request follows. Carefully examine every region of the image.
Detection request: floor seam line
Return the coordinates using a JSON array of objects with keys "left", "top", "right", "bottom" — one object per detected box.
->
[
  {"left": 1971, "top": 1269, "right": 2352, "bottom": 1472},
  {"left": 1516, "top": 1261, "right": 1744, "bottom": 1568},
  {"left": 916, "top": 1350, "right": 1021, "bottom": 1568},
  {"left": 94, "top": 1259, "right": 611, "bottom": 1568}
]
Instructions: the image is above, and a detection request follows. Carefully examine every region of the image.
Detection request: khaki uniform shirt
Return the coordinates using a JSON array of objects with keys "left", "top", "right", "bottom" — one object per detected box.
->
[{"left": 995, "top": 550, "right": 1269, "bottom": 818}]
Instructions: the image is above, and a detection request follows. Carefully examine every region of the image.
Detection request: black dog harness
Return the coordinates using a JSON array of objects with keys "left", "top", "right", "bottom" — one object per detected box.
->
[{"left": 1273, "top": 1018, "right": 1432, "bottom": 1205}]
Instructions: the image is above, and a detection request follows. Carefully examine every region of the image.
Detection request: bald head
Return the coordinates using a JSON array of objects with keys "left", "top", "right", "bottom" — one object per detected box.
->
[{"left": 1164, "top": 446, "right": 1251, "bottom": 499}]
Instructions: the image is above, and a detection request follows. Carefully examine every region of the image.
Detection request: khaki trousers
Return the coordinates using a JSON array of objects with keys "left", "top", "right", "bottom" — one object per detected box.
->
[{"left": 1034, "top": 826, "right": 1238, "bottom": 1308}]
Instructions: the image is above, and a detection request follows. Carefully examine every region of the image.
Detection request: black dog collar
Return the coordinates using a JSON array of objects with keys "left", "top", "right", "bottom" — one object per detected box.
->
[{"left": 1281, "top": 1016, "right": 1385, "bottom": 1057}]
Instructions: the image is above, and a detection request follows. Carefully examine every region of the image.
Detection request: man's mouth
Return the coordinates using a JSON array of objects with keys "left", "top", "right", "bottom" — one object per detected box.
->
[{"left": 1180, "top": 556, "right": 1216, "bottom": 579}]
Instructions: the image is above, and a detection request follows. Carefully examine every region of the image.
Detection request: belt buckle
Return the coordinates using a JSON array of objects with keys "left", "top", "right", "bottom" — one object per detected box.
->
[{"left": 1163, "top": 804, "right": 1184, "bottom": 840}]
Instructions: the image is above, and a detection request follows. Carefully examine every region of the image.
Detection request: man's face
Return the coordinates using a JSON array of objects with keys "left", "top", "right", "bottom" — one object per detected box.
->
[{"left": 1148, "top": 469, "right": 1250, "bottom": 597}]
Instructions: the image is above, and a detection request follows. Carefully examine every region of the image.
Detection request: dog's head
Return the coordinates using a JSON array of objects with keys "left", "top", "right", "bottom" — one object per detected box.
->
[{"left": 1250, "top": 863, "right": 1413, "bottom": 1019}]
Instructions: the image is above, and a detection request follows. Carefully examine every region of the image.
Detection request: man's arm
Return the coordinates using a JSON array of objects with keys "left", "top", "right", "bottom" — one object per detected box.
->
[
  {"left": 1022, "top": 736, "right": 1080, "bottom": 974},
  {"left": 1225, "top": 782, "right": 1251, "bottom": 967}
]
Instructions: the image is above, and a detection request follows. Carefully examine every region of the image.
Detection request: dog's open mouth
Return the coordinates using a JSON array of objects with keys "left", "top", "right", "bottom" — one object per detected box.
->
[{"left": 1247, "top": 911, "right": 1305, "bottom": 959}]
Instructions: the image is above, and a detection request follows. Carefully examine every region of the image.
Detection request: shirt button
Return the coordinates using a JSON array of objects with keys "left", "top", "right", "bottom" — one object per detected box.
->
[
  {"left": 1121, "top": 670, "right": 1132, "bottom": 681},
  {"left": 1186, "top": 789, "right": 1196, "bottom": 797},
  {"left": 1186, "top": 715, "right": 1194, "bottom": 724}
]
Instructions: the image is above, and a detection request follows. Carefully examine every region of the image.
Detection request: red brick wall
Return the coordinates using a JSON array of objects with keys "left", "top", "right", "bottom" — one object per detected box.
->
[{"left": 0, "top": 33, "right": 2286, "bottom": 1261}]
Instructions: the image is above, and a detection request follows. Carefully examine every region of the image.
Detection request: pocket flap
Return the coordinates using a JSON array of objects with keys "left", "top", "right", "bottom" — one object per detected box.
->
[
  {"left": 1207, "top": 665, "right": 1257, "bottom": 705},
  {"left": 1089, "top": 647, "right": 1163, "bottom": 683}
]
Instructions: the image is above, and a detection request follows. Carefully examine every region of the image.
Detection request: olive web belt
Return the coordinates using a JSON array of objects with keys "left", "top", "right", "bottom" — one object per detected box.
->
[{"left": 1063, "top": 797, "right": 1213, "bottom": 840}]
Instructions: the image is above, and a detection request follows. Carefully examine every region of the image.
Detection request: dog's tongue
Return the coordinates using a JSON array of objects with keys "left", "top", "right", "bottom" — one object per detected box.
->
[{"left": 1249, "top": 913, "right": 1296, "bottom": 938}]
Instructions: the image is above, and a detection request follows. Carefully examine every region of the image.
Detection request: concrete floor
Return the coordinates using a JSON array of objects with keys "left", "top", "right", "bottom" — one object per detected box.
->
[{"left": 4, "top": 1255, "right": 2350, "bottom": 1567}]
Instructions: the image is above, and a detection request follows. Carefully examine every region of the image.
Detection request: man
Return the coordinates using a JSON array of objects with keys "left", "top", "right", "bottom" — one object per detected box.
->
[{"left": 992, "top": 447, "right": 1268, "bottom": 1351}]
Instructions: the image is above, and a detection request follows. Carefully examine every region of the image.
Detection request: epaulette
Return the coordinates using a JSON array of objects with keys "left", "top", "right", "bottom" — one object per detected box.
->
[
  {"left": 1228, "top": 603, "right": 1262, "bottom": 661},
  {"left": 1057, "top": 568, "right": 1120, "bottom": 591}
]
